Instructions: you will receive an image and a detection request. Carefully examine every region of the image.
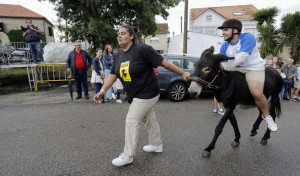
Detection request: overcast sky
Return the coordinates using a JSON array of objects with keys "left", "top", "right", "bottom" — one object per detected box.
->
[{"left": 1, "top": 0, "right": 299, "bottom": 36}]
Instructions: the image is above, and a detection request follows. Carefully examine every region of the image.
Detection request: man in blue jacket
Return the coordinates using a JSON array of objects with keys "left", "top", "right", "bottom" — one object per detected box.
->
[{"left": 67, "top": 40, "right": 92, "bottom": 99}]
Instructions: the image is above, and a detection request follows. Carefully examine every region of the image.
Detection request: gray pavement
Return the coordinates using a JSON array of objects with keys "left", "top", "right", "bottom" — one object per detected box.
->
[{"left": 0, "top": 87, "right": 300, "bottom": 176}]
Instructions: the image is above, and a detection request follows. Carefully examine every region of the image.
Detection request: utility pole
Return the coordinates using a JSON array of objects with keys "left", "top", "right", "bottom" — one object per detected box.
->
[
  {"left": 183, "top": 0, "right": 188, "bottom": 54},
  {"left": 181, "top": 16, "right": 182, "bottom": 33}
]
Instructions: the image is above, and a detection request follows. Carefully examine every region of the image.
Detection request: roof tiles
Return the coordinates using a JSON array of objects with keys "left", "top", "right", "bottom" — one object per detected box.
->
[
  {"left": 0, "top": 4, "right": 46, "bottom": 19},
  {"left": 190, "top": 4, "right": 258, "bottom": 21}
]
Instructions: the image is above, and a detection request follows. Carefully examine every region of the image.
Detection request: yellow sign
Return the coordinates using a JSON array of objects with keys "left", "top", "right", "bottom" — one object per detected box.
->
[{"left": 120, "top": 61, "right": 131, "bottom": 82}]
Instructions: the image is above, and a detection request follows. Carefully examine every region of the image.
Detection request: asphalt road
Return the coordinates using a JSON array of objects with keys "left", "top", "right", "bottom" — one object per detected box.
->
[{"left": 0, "top": 87, "right": 299, "bottom": 176}]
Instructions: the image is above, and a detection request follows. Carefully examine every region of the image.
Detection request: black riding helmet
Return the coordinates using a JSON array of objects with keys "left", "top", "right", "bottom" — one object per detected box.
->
[
  {"left": 218, "top": 18, "right": 242, "bottom": 32},
  {"left": 218, "top": 18, "right": 242, "bottom": 42}
]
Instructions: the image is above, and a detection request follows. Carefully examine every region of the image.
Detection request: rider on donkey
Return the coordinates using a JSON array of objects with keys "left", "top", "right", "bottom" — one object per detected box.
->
[{"left": 218, "top": 18, "right": 278, "bottom": 132}]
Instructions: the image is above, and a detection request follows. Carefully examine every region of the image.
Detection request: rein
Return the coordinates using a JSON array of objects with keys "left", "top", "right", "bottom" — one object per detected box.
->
[{"left": 189, "top": 69, "right": 226, "bottom": 90}]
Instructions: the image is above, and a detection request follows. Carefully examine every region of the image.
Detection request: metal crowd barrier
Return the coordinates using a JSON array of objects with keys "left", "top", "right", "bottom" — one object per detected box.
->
[{"left": 33, "top": 63, "right": 92, "bottom": 91}]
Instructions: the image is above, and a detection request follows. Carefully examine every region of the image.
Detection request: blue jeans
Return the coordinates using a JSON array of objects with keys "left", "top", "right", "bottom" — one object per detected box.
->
[
  {"left": 28, "top": 42, "right": 44, "bottom": 63},
  {"left": 105, "top": 69, "right": 113, "bottom": 99},
  {"left": 280, "top": 79, "right": 292, "bottom": 99},
  {"left": 95, "top": 83, "right": 104, "bottom": 101},
  {"left": 114, "top": 89, "right": 123, "bottom": 99},
  {"left": 74, "top": 70, "right": 88, "bottom": 97}
]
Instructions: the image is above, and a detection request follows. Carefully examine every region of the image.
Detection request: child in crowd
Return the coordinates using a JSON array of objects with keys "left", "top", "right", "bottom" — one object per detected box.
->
[{"left": 112, "top": 78, "right": 124, "bottom": 103}]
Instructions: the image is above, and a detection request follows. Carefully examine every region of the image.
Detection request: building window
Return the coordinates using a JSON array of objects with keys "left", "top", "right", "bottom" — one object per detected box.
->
[
  {"left": 0, "top": 23, "right": 4, "bottom": 33},
  {"left": 206, "top": 15, "right": 212, "bottom": 22},
  {"left": 192, "top": 26, "right": 217, "bottom": 36},
  {"left": 233, "top": 12, "right": 243, "bottom": 16},
  {"left": 48, "top": 26, "right": 53, "bottom": 36},
  {"left": 150, "top": 37, "right": 159, "bottom": 43}
]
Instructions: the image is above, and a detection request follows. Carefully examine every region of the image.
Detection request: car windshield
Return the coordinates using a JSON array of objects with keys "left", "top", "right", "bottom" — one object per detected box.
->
[
  {"left": 186, "top": 59, "right": 197, "bottom": 70},
  {"left": 166, "top": 58, "right": 182, "bottom": 68}
]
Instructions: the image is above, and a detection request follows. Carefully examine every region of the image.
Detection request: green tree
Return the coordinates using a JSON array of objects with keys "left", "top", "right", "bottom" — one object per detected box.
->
[
  {"left": 252, "top": 7, "right": 280, "bottom": 57},
  {"left": 278, "top": 12, "right": 300, "bottom": 63},
  {"left": 42, "top": 0, "right": 181, "bottom": 54}
]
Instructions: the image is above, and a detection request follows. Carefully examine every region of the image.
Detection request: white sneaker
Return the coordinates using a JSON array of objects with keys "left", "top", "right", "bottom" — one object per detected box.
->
[
  {"left": 262, "top": 115, "right": 278, "bottom": 132},
  {"left": 116, "top": 99, "right": 122, "bottom": 103},
  {"left": 213, "top": 108, "right": 218, "bottom": 113},
  {"left": 218, "top": 108, "right": 225, "bottom": 116},
  {"left": 112, "top": 153, "right": 133, "bottom": 166},
  {"left": 143, "top": 144, "right": 163, "bottom": 152},
  {"left": 112, "top": 93, "right": 116, "bottom": 99}
]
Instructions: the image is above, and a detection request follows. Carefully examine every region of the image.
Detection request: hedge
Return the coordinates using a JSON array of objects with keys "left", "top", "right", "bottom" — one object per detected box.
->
[{"left": 7, "top": 29, "right": 46, "bottom": 43}]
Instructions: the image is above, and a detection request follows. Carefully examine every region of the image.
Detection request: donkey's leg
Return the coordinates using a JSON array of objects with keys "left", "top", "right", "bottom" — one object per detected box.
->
[
  {"left": 203, "top": 110, "right": 232, "bottom": 158},
  {"left": 229, "top": 113, "right": 241, "bottom": 147},
  {"left": 250, "top": 110, "right": 263, "bottom": 137},
  {"left": 260, "top": 117, "right": 275, "bottom": 145}
]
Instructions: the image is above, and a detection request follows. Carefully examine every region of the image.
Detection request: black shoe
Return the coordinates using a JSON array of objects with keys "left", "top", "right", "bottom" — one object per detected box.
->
[
  {"left": 76, "top": 95, "right": 82, "bottom": 100},
  {"left": 85, "top": 95, "right": 89, "bottom": 99}
]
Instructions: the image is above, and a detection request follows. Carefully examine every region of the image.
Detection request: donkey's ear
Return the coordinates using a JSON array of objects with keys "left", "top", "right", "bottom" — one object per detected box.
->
[
  {"left": 200, "top": 46, "right": 215, "bottom": 58},
  {"left": 213, "top": 54, "right": 234, "bottom": 63}
]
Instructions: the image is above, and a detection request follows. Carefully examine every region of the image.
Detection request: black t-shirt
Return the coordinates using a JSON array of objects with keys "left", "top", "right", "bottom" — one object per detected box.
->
[{"left": 111, "top": 43, "right": 163, "bottom": 103}]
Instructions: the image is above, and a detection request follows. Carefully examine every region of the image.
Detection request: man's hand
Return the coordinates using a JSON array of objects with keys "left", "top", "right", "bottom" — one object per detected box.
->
[
  {"left": 288, "top": 76, "right": 292, "bottom": 80},
  {"left": 219, "top": 63, "right": 224, "bottom": 70},
  {"left": 23, "top": 31, "right": 28, "bottom": 37},
  {"left": 67, "top": 68, "right": 70, "bottom": 72}
]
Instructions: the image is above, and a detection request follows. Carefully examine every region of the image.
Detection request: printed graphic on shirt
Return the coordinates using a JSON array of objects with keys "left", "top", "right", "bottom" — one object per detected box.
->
[{"left": 120, "top": 61, "right": 131, "bottom": 82}]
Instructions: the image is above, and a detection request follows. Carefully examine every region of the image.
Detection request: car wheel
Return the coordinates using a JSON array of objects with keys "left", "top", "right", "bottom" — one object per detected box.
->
[{"left": 167, "top": 82, "right": 187, "bottom": 102}]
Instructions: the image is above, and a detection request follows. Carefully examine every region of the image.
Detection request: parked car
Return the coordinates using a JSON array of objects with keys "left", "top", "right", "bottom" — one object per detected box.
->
[
  {"left": 10, "top": 48, "right": 28, "bottom": 61},
  {"left": 155, "top": 54, "right": 199, "bottom": 101},
  {"left": 0, "top": 44, "right": 12, "bottom": 65}
]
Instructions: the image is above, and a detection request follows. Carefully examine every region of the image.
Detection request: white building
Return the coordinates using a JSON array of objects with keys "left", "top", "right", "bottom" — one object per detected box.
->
[
  {"left": 144, "top": 23, "right": 169, "bottom": 53},
  {"left": 168, "top": 4, "right": 259, "bottom": 56},
  {"left": 190, "top": 4, "right": 258, "bottom": 38},
  {"left": 0, "top": 4, "right": 55, "bottom": 43}
]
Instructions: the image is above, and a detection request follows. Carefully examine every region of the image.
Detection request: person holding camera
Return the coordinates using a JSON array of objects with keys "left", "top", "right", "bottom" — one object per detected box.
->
[{"left": 22, "top": 19, "right": 44, "bottom": 63}]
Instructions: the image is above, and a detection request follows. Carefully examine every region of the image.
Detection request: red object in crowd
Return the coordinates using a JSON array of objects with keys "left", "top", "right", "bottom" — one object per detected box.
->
[{"left": 154, "top": 68, "right": 160, "bottom": 75}]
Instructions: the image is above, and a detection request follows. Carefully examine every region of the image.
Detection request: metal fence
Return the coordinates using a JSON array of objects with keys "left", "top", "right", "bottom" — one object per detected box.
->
[
  {"left": 0, "top": 42, "right": 47, "bottom": 65},
  {"left": 34, "top": 63, "right": 92, "bottom": 91}
]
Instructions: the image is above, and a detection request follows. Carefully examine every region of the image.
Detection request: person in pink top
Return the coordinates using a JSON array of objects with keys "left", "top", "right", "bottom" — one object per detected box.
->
[{"left": 112, "top": 78, "right": 124, "bottom": 103}]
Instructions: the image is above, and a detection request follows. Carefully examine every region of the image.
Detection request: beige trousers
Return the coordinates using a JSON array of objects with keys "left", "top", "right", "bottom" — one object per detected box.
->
[{"left": 124, "top": 95, "right": 162, "bottom": 156}]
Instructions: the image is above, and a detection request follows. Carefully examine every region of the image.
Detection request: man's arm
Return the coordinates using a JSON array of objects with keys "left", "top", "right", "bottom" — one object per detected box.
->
[
  {"left": 23, "top": 31, "right": 28, "bottom": 37},
  {"left": 221, "top": 52, "right": 249, "bottom": 70},
  {"left": 87, "top": 52, "right": 92, "bottom": 68},
  {"left": 66, "top": 52, "right": 71, "bottom": 72},
  {"left": 31, "top": 26, "right": 42, "bottom": 34}
]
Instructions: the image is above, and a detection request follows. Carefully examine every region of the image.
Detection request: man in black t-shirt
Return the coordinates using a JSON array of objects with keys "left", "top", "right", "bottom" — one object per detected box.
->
[{"left": 94, "top": 25, "right": 191, "bottom": 167}]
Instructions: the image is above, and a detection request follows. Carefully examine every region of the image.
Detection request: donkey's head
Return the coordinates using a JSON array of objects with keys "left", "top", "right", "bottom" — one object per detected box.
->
[{"left": 188, "top": 46, "right": 233, "bottom": 97}]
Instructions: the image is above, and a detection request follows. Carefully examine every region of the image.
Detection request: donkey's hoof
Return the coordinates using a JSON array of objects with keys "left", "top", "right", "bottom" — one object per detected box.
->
[
  {"left": 202, "top": 151, "right": 211, "bottom": 158},
  {"left": 231, "top": 141, "right": 240, "bottom": 147},
  {"left": 250, "top": 132, "right": 257, "bottom": 137},
  {"left": 260, "top": 139, "right": 268, "bottom": 145}
]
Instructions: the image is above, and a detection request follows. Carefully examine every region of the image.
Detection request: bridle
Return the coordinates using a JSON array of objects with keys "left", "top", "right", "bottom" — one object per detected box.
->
[{"left": 189, "top": 69, "right": 226, "bottom": 90}]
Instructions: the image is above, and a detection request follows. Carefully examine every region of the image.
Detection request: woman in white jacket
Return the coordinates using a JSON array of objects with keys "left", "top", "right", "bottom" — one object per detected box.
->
[{"left": 91, "top": 48, "right": 105, "bottom": 103}]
